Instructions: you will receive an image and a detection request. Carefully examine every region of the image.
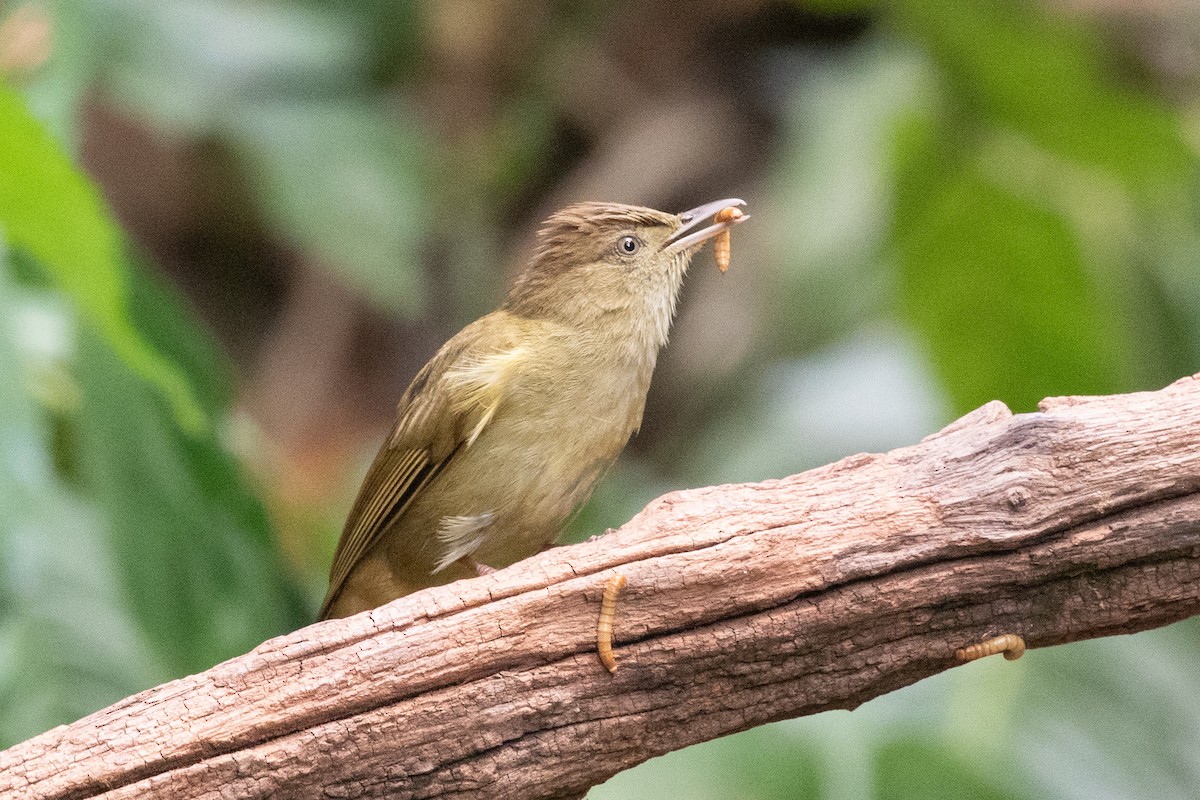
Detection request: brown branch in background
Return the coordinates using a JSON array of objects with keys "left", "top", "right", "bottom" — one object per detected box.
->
[{"left": 4, "top": 375, "right": 1200, "bottom": 799}]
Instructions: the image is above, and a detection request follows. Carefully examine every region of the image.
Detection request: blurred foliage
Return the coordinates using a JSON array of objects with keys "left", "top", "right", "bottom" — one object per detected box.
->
[
  {"left": 890, "top": 0, "right": 1197, "bottom": 413},
  {"left": 71, "top": 271, "right": 307, "bottom": 677},
  {"left": 57, "top": 0, "right": 433, "bottom": 314},
  {"left": 2, "top": 0, "right": 1200, "bottom": 797},
  {"left": 0, "top": 5, "right": 310, "bottom": 741},
  {"left": 0, "top": 261, "right": 163, "bottom": 746},
  {"left": 231, "top": 100, "right": 431, "bottom": 313},
  {"left": 0, "top": 82, "right": 205, "bottom": 430}
]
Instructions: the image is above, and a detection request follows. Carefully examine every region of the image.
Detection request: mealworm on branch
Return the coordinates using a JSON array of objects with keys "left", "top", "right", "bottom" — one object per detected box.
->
[
  {"left": 713, "top": 206, "right": 744, "bottom": 273},
  {"left": 955, "top": 633, "right": 1026, "bottom": 663},
  {"left": 597, "top": 574, "right": 628, "bottom": 673}
]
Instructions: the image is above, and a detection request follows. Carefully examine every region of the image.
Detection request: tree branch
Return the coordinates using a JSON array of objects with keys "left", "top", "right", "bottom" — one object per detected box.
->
[{"left": 6, "top": 376, "right": 1200, "bottom": 799}]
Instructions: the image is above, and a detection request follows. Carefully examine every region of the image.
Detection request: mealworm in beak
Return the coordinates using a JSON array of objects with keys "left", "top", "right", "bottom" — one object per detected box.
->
[
  {"left": 955, "top": 633, "right": 1026, "bottom": 663},
  {"left": 713, "top": 206, "right": 744, "bottom": 273},
  {"left": 597, "top": 574, "right": 628, "bottom": 673}
]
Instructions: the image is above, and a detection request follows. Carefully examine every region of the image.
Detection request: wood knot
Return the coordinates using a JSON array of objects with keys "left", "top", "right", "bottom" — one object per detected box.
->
[{"left": 1005, "top": 486, "right": 1030, "bottom": 510}]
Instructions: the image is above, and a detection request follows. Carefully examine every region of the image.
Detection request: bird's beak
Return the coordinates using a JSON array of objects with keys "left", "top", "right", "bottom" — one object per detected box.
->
[{"left": 664, "top": 198, "right": 749, "bottom": 253}]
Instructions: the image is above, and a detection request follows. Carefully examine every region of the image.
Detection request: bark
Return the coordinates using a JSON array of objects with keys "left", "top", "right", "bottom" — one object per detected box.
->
[{"left": 5, "top": 376, "right": 1200, "bottom": 799}]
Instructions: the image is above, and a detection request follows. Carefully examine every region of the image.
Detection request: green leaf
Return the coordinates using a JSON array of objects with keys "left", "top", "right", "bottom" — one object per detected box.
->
[
  {"left": 896, "top": 163, "right": 1134, "bottom": 414},
  {"left": 231, "top": 100, "right": 430, "bottom": 314},
  {"left": 876, "top": 737, "right": 1027, "bottom": 800},
  {"left": 73, "top": 319, "right": 308, "bottom": 676},
  {"left": 98, "top": 0, "right": 370, "bottom": 134},
  {"left": 892, "top": 0, "right": 1193, "bottom": 191},
  {"left": 124, "top": 253, "right": 234, "bottom": 418},
  {"left": 0, "top": 263, "right": 163, "bottom": 747},
  {"left": 2, "top": 213, "right": 305, "bottom": 706},
  {"left": 0, "top": 83, "right": 206, "bottom": 432},
  {"left": 590, "top": 724, "right": 821, "bottom": 800}
]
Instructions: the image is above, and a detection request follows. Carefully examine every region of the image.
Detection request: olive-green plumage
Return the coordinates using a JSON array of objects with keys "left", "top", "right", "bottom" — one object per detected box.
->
[{"left": 320, "top": 199, "right": 747, "bottom": 619}]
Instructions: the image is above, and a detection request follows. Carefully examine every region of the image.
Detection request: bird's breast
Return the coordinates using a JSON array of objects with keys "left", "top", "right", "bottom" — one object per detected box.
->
[
  {"left": 396, "top": 325, "right": 658, "bottom": 577},
  {"left": 458, "top": 340, "right": 653, "bottom": 545}
]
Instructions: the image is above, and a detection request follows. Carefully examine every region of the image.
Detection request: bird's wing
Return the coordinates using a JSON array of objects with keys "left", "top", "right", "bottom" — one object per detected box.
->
[{"left": 319, "top": 313, "right": 526, "bottom": 618}]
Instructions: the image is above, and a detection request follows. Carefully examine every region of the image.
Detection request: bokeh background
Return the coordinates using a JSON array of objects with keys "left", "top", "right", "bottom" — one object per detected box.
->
[{"left": 3, "top": 0, "right": 1200, "bottom": 796}]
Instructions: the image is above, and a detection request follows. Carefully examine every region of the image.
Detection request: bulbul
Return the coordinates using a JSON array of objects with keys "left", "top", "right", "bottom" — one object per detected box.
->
[{"left": 320, "top": 198, "right": 749, "bottom": 619}]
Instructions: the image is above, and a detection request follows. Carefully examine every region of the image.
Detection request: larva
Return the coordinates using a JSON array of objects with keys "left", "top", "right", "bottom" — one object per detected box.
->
[
  {"left": 713, "top": 206, "right": 744, "bottom": 273},
  {"left": 955, "top": 633, "right": 1026, "bottom": 663},
  {"left": 597, "top": 574, "right": 628, "bottom": 673}
]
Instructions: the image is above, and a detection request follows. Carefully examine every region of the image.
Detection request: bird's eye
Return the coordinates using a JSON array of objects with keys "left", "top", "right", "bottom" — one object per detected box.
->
[{"left": 617, "top": 236, "right": 641, "bottom": 255}]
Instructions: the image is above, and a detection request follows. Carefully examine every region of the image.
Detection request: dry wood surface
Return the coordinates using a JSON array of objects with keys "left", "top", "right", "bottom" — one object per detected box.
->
[{"left": 5, "top": 375, "right": 1200, "bottom": 799}]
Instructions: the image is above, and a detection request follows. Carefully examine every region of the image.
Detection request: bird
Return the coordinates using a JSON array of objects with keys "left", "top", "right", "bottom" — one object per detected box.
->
[{"left": 319, "top": 198, "right": 749, "bottom": 619}]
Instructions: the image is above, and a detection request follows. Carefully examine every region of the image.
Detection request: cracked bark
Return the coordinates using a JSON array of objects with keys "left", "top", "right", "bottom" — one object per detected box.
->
[{"left": 4, "top": 375, "right": 1200, "bottom": 799}]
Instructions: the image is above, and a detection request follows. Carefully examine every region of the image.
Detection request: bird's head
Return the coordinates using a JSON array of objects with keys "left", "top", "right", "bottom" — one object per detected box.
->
[{"left": 503, "top": 198, "right": 749, "bottom": 346}]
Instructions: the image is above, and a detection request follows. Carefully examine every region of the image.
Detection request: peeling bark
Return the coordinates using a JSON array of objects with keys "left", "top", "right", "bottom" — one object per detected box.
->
[{"left": 5, "top": 376, "right": 1200, "bottom": 799}]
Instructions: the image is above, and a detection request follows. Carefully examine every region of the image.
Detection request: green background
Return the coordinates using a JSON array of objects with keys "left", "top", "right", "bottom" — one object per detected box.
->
[{"left": 2, "top": 0, "right": 1199, "bottom": 796}]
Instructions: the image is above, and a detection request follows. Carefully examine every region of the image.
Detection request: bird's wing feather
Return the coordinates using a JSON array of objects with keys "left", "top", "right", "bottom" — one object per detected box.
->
[{"left": 319, "top": 314, "right": 524, "bottom": 618}]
